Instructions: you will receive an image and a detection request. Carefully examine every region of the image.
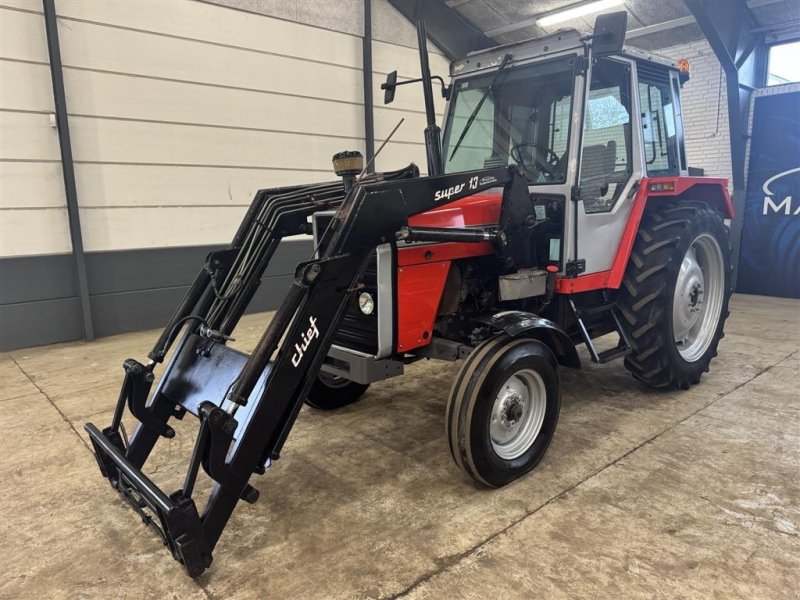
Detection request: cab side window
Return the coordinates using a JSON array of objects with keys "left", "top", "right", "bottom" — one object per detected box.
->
[
  {"left": 638, "top": 72, "right": 680, "bottom": 176},
  {"left": 580, "top": 58, "right": 633, "bottom": 214}
]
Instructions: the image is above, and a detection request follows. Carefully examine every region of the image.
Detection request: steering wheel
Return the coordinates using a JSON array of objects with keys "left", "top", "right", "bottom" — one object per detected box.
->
[{"left": 510, "top": 143, "right": 560, "bottom": 178}]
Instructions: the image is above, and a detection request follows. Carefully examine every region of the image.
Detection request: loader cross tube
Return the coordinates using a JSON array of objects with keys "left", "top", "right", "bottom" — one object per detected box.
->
[{"left": 86, "top": 165, "right": 523, "bottom": 577}]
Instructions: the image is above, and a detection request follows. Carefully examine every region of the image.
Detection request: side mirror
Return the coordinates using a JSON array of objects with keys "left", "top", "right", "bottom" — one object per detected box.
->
[
  {"left": 592, "top": 11, "right": 627, "bottom": 56},
  {"left": 381, "top": 70, "right": 398, "bottom": 104}
]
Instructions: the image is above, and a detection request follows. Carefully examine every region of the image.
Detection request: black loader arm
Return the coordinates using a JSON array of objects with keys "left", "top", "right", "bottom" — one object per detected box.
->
[{"left": 85, "top": 164, "right": 529, "bottom": 577}]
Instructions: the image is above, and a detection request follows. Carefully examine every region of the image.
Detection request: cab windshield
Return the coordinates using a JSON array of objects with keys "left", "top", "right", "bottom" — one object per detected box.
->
[{"left": 442, "top": 56, "right": 577, "bottom": 184}]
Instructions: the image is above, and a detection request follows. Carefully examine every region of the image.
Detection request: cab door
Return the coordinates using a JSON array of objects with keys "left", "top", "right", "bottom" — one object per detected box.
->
[{"left": 574, "top": 57, "right": 643, "bottom": 276}]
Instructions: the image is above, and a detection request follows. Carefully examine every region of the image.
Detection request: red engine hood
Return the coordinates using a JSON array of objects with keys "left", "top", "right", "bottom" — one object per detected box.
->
[{"left": 408, "top": 192, "right": 502, "bottom": 228}]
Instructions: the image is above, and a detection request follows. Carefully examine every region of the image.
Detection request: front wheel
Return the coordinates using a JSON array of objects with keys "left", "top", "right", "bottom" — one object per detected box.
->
[
  {"left": 617, "top": 201, "right": 732, "bottom": 389},
  {"left": 446, "top": 335, "right": 561, "bottom": 488},
  {"left": 304, "top": 372, "right": 370, "bottom": 410}
]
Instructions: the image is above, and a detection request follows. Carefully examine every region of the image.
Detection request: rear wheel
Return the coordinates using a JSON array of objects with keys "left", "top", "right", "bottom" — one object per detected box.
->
[
  {"left": 446, "top": 335, "right": 561, "bottom": 487},
  {"left": 617, "top": 201, "right": 732, "bottom": 389},
  {"left": 304, "top": 372, "right": 369, "bottom": 410}
]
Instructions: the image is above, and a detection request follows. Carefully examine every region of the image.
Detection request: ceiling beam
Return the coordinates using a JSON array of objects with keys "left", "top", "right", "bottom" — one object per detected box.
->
[
  {"left": 486, "top": 12, "right": 698, "bottom": 40},
  {"left": 386, "top": 0, "right": 494, "bottom": 60},
  {"left": 627, "top": 15, "right": 695, "bottom": 38},
  {"left": 484, "top": 0, "right": 787, "bottom": 39},
  {"left": 746, "top": 0, "right": 787, "bottom": 8},
  {"left": 484, "top": 12, "right": 542, "bottom": 37}
]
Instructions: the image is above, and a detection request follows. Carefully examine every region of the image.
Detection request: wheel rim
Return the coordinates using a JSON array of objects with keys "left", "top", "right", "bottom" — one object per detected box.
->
[
  {"left": 672, "top": 233, "right": 725, "bottom": 363},
  {"left": 490, "top": 368, "right": 547, "bottom": 460}
]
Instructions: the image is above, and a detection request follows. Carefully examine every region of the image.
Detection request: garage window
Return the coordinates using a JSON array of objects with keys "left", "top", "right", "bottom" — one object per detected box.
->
[{"left": 767, "top": 41, "right": 800, "bottom": 86}]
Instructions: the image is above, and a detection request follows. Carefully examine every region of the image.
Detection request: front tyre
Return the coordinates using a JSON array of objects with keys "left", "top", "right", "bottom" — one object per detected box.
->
[
  {"left": 617, "top": 201, "right": 732, "bottom": 389},
  {"left": 304, "top": 372, "right": 370, "bottom": 410},
  {"left": 446, "top": 335, "right": 561, "bottom": 488}
]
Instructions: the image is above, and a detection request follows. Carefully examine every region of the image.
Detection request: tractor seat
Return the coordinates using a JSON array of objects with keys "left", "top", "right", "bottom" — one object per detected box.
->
[
  {"left": 581, "top": 141, "right": 617, "bottom": 182},
  {"left": 580, "top": 141, "right": 617, "bottom": 209}
]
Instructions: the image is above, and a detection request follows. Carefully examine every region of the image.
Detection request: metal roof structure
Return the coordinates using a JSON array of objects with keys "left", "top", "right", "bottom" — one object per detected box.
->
[{"left": 445, "top": 0, "right": 799, "bottom": 50}]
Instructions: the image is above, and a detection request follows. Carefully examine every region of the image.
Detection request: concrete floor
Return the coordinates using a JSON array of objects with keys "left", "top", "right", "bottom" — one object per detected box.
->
[{"left": 0, "top": 293, "right": 798, "bottom": 599}]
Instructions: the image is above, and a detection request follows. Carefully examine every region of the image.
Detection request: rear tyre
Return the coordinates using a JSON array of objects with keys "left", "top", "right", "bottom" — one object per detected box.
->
[
  {"left": 446, "top": 335, "right": 561, "bottom": 488},
  {"left": 617, "top": 201, "right": 732, "bottom": 389},
  {"left": 304, "top": 372, "right": 369, "bottom": 410}
]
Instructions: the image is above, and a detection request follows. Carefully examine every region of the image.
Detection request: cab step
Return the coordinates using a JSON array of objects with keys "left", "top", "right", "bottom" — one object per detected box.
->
[{"left": 569, "top": 297, "right": 632, "bottom": 364}]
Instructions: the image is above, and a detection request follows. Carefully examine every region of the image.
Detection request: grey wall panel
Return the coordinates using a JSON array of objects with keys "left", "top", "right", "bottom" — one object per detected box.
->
[
  {"left": 84, "top": 240, "right": 312, "bottom": 295},
  {"left": 86, "top": 244, "right": 222, "bottom": 295},
  {"left": 246, "top": 274, "right": 296, "bottom": 314},
  {"left": 89, "top": 273, "right": 295, "bottom": 338},
  {"left": 0, "top": 297, "right": 82, "bottom": 351},
  {"left": 0, "top": 240, "right": 312, "bottom": 350},
  {"left": 0, "top": 253, "right": 76, "bottom": 304},
  {"left": 89, "top": 285, "right": 192, "bottom": 339}
]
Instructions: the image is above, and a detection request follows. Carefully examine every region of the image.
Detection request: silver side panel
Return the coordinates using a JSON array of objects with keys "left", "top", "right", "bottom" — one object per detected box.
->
[
  {"left": 311, "top": 210, "right": 337, "bottom": 258},
  {"left": 375, "top": 243, "right": 393, "bottom": 359}
]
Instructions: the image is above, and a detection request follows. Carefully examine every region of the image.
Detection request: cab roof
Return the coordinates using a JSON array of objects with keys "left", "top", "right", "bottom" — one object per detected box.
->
[{"left": 450, "top": 28, "right": 679, "bottom": 78}]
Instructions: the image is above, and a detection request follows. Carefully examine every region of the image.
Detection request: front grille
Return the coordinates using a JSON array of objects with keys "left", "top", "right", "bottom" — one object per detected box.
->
[
  {"left": 312, "top": 210, "right": 385, "bottom": 356},
  {"left": 333, "top": 251, "right": 379, "bottom": 355}
]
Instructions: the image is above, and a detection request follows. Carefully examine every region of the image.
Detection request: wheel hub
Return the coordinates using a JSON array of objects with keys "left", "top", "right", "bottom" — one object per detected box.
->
[
  {"left": 490, "top": 369, "right": 547, "bottom": 460},
  {"left": 500, "top": 393, "right": 525, "bottom": 428},
  {"left": 673, "top": 248, "right": 705, "bottom": 344}
]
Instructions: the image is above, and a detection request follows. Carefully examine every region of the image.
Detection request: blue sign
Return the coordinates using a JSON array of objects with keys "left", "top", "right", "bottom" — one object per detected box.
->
[{"left": 737, "top": 91, "right": 800, "bottom": 298}]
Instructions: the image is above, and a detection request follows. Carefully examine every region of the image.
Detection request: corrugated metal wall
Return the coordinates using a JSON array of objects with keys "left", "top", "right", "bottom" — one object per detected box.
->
[
  {"left": 0, "top": 0, "right": 450, "bottom": 350},
  {"left": 1, "top": 2, "right": 70, "bottom": 256}
]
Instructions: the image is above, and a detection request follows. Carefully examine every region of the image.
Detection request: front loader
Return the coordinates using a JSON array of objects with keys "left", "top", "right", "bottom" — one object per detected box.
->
[{"left": 86, "top": 14, "right": 733, "bottom": 577}]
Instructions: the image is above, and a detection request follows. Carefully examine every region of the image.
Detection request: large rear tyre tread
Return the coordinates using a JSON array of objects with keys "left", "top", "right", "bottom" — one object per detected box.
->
[{"left": 617, "top": 201, "right": 732, "bottom": 390}]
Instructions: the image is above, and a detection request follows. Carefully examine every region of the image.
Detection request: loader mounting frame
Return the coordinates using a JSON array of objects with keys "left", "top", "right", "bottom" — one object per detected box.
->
[{"left": 85, "top": 165, "right": 528, "bottom": 577}]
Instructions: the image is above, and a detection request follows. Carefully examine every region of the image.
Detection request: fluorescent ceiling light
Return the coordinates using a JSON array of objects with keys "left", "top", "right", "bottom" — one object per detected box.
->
[{"left": 537, "top": 0, "right": 625, "bottom": 27}]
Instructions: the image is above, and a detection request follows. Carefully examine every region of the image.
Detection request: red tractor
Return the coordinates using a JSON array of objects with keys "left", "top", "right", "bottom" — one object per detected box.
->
[{"left": 86, "top": 13, "right": 733, "bottom": 576}]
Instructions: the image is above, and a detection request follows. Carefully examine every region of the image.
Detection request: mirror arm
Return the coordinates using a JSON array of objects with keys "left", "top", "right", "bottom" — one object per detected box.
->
[{"left": 381, "top": 75, "right": 451, "bottom": 99}]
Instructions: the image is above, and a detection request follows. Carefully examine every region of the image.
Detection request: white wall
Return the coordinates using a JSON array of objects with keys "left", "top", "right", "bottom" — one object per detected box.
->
[
  {"left": 58, "top": 0, "right": 364, "bottom": 252},
  {"left": 0, "top": 1, "right": 71, "bottom": 256},
  {"left": 657, "top": 39, "right": 733, "bottom": 185},
  {"left": 0, "top": 0, "right": 452, "bottom": 256},
  {"left": 202, "top": 0, "right": 452, "bottom": 173}
]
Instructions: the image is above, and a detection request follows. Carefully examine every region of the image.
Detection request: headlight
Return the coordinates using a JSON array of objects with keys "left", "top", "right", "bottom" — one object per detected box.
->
[{"left": 358, "top": 292, "right": 375, "bottom": 315}]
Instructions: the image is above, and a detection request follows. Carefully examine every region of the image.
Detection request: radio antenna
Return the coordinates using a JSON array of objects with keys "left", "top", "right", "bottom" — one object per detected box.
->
[{"left": 357, "top": 118, "right": 404, "bottom": 181}]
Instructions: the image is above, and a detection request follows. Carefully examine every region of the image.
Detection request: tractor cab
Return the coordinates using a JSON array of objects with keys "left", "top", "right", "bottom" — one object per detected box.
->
[{"left": 438, "top": 19, "right": 688, "bottom": 278}]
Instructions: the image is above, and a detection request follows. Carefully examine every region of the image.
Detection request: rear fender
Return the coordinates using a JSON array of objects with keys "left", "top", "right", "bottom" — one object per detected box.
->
[
  {"left": 478, "top": 311, "right": 580, "bottom": 368},
  {"left": 556, "top": 176, "right": 734, "bottom": 294},
  {"left": 645, "top": 177, "right": 734, "bottom": 219}
]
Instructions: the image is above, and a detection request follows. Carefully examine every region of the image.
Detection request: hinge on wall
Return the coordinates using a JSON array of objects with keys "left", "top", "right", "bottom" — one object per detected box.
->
[
  {"left": 570, "top": 185, "right": 582, "bottom": 202},
  {"left": 565, "top": 259, "right": 586, "bottom": 278}
]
